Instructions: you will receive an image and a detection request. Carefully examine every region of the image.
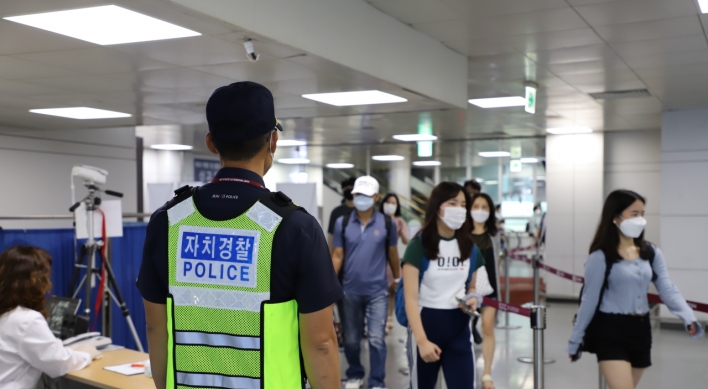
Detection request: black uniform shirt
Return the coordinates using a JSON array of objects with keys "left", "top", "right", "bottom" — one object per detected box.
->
[{"left": 136, "top": 167, "right": 343, "bottom": 313}]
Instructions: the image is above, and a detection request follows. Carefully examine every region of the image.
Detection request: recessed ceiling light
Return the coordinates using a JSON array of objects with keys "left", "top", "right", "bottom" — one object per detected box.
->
[
  {"left": 468, "top": 96, "right": 526, "bottom": 108},
  {"left": 521, "top": 158, "right": 539, "bottom": 163},
  {"left": 277, "top": 140, "right": 307, "bottom": 147},
  {"left": 413, "top": 161, "right": 441, "bottom": 166},
  {"left": 393, "top": 134, "right": 438, "bottom": 142},
  {"left": 326, "top": 163, "right": 354, "bottom": 169},
  {"left": 278, "top": 158, "right": 310, "bottom": 164},
  {"left": 302, "top": 90, "right": 407, "bottom": 106},
  {"left": 475, "top": 178, "right": 485, "bottom": 183},
  {"left": 546, "top": 126, "right": 593, "bottom": 135},
  {"left": 30, "top": 107, "right": 131, "bottom": 119},
  {"left": 699, "top": 0, "right": 708, "bottom": 13},
  {"left": 151, "top": 144, "right": 193, "bottom": 151},
  {"left": 4, "top": 5, "right": 200, "bottom": 45},
  {"left": 485, "top": 180, "right": 499, "bottom": 185},
  {"left": 372, "top": 155, "right": 405, "bottom": 161},
  {"left": 479, "top": 151, "right": 511, "bottom": 158}
]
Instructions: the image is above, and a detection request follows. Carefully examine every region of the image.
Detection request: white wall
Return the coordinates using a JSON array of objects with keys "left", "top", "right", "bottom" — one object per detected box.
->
[
  {"left": 604, "top": 130, "right": 662, "bottom": 245},
  {"left": 660, "top": 109, "right": 708, "bottom": 320},
  {"left": 545, "top": 133, "right": 604, "bottom": 298},
  {"left": 0, "top": 125, "right": 137, "bottom": 230}
]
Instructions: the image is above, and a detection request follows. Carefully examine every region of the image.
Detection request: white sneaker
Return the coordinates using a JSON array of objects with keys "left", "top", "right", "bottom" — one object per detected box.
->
[{"left": 344, "top": 378, "right": 364, "bottom": 389}]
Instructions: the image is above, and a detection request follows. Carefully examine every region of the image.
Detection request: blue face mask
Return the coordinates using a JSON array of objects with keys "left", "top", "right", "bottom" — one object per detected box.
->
[{"left": 353, "top": 195, "right": 375, "bottom": 212}]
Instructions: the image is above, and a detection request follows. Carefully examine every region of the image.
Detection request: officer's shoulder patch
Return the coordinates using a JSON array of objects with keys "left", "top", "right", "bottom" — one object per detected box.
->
[
  {"left": 246, "top": 201, "right": 283, "bottom": 232},
  {"left": 168, "top": 198, "right": 195, "bottom": 226}
]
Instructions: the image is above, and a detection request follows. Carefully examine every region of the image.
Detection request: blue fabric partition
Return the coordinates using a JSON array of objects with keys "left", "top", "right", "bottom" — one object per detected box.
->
[{"left": 0, "top": 223, "right": 149, "bottom": 351}]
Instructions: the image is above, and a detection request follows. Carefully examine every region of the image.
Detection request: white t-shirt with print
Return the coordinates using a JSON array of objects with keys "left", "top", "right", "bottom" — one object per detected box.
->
[{"left": 418, "top": 238, "right": 470, "bottom": 309}]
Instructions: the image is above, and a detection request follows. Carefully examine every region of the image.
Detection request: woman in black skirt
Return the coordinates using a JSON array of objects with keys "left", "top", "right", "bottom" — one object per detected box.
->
[
  {"left": 568, "top": 190, "right": 703, "bottom": 389},
  {"left": 470, "top": 193, "right": 501, "bottom": 389}
]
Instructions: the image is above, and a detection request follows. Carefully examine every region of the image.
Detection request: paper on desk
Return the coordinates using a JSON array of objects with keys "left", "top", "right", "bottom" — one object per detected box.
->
[{"left": 104, "top": 362, "right": 146, "bottom": 376}]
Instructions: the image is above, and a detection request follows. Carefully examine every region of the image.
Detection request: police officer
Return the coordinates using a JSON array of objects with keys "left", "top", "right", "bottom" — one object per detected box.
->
[{"left": 137, "top": 82, "right": 343, "bottom": 389}]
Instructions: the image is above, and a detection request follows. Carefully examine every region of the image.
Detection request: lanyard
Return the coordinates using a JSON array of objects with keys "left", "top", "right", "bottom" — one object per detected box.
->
[{"left": 211, "top": 177, "right": 265, "bottom": 189}]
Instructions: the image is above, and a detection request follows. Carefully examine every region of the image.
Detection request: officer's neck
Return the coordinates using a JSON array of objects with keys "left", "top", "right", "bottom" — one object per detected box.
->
[
  {"left": 357, "top": 208, "right": 374, "bottom": 225},
  {"left": 220, "top": 158, "right": 266, "bottom": 177}
]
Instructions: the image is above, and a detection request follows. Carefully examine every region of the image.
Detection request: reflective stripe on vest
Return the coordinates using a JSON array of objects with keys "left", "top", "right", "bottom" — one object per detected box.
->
[
  {"left": 169, "top": 285, "right": 270, "bottom": 312},
  {"left": 176, "top": 372, "right": 260, "bottom": 389},
  {"left": 174, "top": 331, "right": 260, "bottom": 350}
]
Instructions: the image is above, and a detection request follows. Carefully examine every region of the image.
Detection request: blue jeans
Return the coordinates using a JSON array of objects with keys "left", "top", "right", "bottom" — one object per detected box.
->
[{"left": 343, "top": 292, "right": 388, "bottom": 388}]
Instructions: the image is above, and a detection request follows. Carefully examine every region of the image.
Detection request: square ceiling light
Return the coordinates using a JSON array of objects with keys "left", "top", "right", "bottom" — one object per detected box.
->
[
  {"left": 151, "top": 144, "right": 193, "bottom": 151},
  {"left": 372, "top": 155, "right": 405, "bottom": 161},
  {"left": 30, "top": 107, "right": 131, "bottom": 119},
  {"left": 413, "top": 161, "right": 441, "bottom": 167},
  {"left": 393, "top": 134, "right": 438, "bottom": 142},
  {"left": 4, "top": 5, "right": 200, "bottom": 45},
  {"left": 302, "top": 90, "right": 407, "bottom": 106},
  {"left": 479, "top": 151, "right": 511, "bottom": 158},
  {"left": 699, "top": 0, "right": 708, "bottom": 13},
  {"left": 469, "top": 96, "right": 526, "bottom": 108},
  {"left": 326, "top": 163, "right": 354, "bottom": 169},
  {"left": 277, "top": 140, "right": 307, "bottom": 147}
]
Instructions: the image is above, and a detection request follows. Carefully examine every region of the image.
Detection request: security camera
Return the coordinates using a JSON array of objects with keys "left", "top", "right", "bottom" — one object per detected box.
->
[{"left": 244, "top": 38, "right": 259, "bottom": 62}]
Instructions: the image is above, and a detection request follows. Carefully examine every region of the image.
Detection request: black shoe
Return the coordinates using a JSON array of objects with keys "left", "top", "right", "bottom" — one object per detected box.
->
[{"left": 472, "top": 327, "right": 483, "bottom": 345}]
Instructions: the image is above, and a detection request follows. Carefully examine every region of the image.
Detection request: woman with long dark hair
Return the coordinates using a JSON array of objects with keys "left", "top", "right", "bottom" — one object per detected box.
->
[
  {"left": 469, "top": 193, "right": 501, "bottom": 389},
  {"left": 0, "top": 246, "right": 100, "bottom": 388},
  {"left": 568, "top": 190, "right": 702, "bottom": 389},
  {"left": 402, "top": 182, "right": 484, "bottom": 389}
]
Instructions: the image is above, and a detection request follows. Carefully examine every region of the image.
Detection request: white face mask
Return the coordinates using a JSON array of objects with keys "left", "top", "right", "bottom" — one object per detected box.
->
[
  {"left": 471, "top": 209, "right": 490, "bottom": 224},
  {"left": 616, "top": 216, "right": 647, "bottom": 238},
  {"left": 383, "top": 203, "right": 397, "bottom": 216},
  {"left": 439, "top": 206, "right": 466, "bottom": 230}
]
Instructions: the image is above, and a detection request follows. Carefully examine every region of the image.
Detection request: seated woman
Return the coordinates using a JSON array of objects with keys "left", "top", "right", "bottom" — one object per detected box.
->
[{"left": 0, "top": 245, "right": 101, "bottom": 389}]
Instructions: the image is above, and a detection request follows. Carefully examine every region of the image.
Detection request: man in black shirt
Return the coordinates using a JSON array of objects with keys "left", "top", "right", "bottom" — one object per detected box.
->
[
  {"left": 327, "top": 177, "right": 356, "bottom": 253},
  {"left": 136, "top": 82, "right": 342, "bottom": 389}
]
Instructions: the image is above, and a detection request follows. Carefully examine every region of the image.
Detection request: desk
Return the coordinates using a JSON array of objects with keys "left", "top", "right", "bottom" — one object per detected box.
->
[{"left": 63, "top": 349, "right": 155, "bottom": 389}]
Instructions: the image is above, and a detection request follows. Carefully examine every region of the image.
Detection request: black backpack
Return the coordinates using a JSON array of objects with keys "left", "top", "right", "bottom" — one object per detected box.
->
[
  {"left": 574, "top": 244, "right": 658, "bottom": 356},
  {"left": 339, "top": 211, "right": 393, "bottom": 280}
]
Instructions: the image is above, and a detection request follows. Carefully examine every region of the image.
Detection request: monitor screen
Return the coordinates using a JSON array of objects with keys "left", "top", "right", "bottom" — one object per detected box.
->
[{"left": 46, "top": 296, "right": 80, "bottom": 338}]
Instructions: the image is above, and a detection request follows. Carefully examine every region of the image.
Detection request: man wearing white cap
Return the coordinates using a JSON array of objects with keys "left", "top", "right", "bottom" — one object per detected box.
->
[{"left": 332, "top": 176, "right": 401, "bottom": 389}]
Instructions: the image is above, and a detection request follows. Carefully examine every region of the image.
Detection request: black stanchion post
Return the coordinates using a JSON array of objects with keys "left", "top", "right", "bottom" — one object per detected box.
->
[
  {"left": 531, "top": 305, "right": 546, "bottom": 389},
  {"left": 498, "top": 248, "right": 521, "bottom": 330}
]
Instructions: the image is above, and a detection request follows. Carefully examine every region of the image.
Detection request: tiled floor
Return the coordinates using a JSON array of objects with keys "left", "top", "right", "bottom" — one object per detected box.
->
[{"left": 340, "top": 302, "right": 708, "bottom": 389}]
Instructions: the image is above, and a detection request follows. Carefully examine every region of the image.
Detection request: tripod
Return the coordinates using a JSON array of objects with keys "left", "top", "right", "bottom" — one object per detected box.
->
[{"left": 67, "top": 183, "right": 144, "bottom": 352}]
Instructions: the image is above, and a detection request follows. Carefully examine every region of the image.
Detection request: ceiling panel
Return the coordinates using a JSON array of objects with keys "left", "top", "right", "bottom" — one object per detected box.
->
[
  {"left": 634, "top": 62, "right": 708, "bottom": 79},
  {"left": 116, "top": 67, "right": 234, "bottom": 89},
  {"left": 0, "top": 79, "right": 73, "bottom": 96},
  {"left": 509, "top": 28, "right": 605, "bottom": 53},
  {"left": 622, "top": 49, "right": 708, "bottom": 69},
  {"left": 528, "top": 44, "right": 621, "bottom": 65},
  {"left": 412, "top": 19, "right": 469, "bottom": 43},
  {"left": 22, "top": 74, "right": 140, "bottom": 93},
  {"left": 0, "top": 56, "right": 81, "bottom": 79},
  {"left": 16, "top": 47, "right": 173, "bottom": 75},
  {"left": 194, "top": 59, "right": 318, "bottom": 84},
  {"left": 441, "top": 0, "right": 568, "bottom": 18},
  {"left": 366, "top": 0, "right": 459, "bottom": 24},
  {"left": 468, "top": 8, "right": 586, "bottom": 37},
  {"left": 593, "top": 15, "right": 703, "bottom": 42},
  {"left": 609, "top": 34, "right": 708, "bottom": 57},
  {"left": 573, "top": 0, "right": 698, "bottom": 27},
  {"left": 546, "top": 59, "right": 630, "bottom": 75}
]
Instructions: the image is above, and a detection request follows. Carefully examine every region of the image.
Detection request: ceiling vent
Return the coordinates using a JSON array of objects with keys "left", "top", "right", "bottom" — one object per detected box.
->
[{"left": 589, "top": 89, "right": 651, "bottom": 100}]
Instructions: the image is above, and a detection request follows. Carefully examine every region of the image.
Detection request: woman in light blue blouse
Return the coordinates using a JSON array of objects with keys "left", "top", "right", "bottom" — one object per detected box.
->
[{"left": 568, "top": 190, "right": 702, "bottom": 389}]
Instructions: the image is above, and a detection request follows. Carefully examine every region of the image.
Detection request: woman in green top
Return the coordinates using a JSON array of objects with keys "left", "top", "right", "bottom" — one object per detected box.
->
[
  {"left": 469, "top": 192, "right": 502, "bottom": 389},
  {"left": 401, "top": 182, "right": 484, "bottom": 389}
]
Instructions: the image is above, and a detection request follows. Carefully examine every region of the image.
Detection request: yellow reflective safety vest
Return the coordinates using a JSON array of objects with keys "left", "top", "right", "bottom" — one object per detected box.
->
[{"left": 165, "top": 187, "right": 304, "bottom": 389}]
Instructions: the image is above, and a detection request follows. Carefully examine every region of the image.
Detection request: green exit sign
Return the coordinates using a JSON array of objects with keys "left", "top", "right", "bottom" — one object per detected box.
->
[{"left": 525, "top": 85, "right": 536, "bottom": 114}]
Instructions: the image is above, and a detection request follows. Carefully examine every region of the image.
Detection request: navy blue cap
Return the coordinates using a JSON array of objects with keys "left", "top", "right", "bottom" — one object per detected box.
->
[{"left": 206, "top": 81, "right": 283, "bottom": 141}]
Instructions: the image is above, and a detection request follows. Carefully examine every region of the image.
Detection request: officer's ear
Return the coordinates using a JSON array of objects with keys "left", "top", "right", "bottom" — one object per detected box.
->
[
  {"left": 205, "top": 133, "right": 219, "bottom": 156},
  {"left": 374, "top": 193, "right": 381, "bottom": 203}
]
